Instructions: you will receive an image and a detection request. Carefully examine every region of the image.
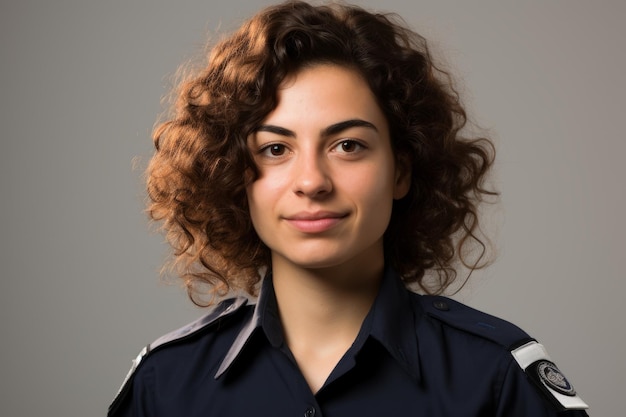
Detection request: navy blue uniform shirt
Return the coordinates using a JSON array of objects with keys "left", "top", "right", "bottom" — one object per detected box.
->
[{"left": 109, "top": 268, "right": 589, "bottom": 416}]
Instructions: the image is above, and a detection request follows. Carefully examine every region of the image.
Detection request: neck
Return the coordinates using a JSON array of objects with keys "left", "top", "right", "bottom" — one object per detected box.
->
[
  {"left": 275, "top": 264, "right": 382, "bottom": 325},
  {"left": 272, "top": 250, "right": 384, "bottom": 338},
  {"left": 270, "top": 255, "right": 384, "bottom": 393},
  {"left": 271, "top": 250, "right": 384, "bottom": 335}
]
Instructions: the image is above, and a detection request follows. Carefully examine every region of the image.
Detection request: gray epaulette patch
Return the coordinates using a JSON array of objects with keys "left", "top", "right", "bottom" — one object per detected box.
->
[
  {"left": 108, "top": 296, "right": 249, "bottom": 415},
  {"left": 512, "top": 341, "right": 589, "bottom": 410}
]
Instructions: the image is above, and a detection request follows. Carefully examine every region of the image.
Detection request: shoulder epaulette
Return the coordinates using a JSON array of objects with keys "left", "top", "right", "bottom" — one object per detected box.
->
[
  {"left": 108, "top": 296, "right": 249, "bottom": 416},
  {"left": 419, "top": 295, "right": 533, "bottom": 350},
  {"left": 419, "top": 295, "right": 588, "bottom": 411},
  {"left": 148, "top": 296, "right": 249, "bottom": 351}
]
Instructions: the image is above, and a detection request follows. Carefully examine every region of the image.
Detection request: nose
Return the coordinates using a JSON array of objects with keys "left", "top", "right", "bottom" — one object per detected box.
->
[{"left": 292, "top": 151, "right": 332, "bottom": 198}]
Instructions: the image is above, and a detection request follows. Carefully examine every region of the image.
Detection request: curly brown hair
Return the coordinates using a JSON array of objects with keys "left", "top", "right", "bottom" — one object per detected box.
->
[{"left": 147, "top": 0, "right": 496, "bottom": 305}]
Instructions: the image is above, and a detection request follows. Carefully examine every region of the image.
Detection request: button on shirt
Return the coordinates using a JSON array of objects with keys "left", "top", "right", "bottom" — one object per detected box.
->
[{"left": 109, "top": 268, "right": 589, "bottom": 416}]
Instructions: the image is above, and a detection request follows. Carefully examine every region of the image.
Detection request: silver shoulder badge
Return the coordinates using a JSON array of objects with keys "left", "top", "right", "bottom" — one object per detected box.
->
[
  {"left": 536, "top": 360, "right": 576, "bottom": 396},
  {"left": 511, "top": 341, "right": 588, "bottom": 410}
]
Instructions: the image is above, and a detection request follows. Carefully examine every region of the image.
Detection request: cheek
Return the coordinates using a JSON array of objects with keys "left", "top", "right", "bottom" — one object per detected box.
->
[
  {"left": 353, "top": 160, "right": 396, "bottom": 200},
  {"left": 245, "top": 173, "right": 285, "bottom": 226},
  {"left": 248, "top": 171, "right": 287, "bottom": 203},
  {"left": 342, "top": 163, "right": 396, "bottom": 225}
]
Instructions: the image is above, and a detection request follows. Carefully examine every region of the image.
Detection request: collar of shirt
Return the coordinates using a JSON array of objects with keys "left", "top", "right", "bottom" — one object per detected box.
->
[{"left": 214, "top": 266, "right": 422, "bottom": 383}]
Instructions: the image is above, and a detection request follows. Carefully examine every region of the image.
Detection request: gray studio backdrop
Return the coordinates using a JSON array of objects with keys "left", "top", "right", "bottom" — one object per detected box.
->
[{"left": 1, "top": 1, "right": 623, "bottom": 416}]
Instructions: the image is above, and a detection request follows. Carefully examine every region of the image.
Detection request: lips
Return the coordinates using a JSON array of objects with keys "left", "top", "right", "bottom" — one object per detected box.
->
[{"left": 284, "top": 211, "right": 348, "bottom": 233}]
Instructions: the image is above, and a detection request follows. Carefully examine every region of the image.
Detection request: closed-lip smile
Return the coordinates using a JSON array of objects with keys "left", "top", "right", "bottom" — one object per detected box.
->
[{"left": 284, "top": 211, "right": 348, "bottom": 233}]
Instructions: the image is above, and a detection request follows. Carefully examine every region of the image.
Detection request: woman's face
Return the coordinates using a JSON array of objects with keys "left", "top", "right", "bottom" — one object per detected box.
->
[{"left": 246, "top": 64, "right": 409, "bottom": 274}]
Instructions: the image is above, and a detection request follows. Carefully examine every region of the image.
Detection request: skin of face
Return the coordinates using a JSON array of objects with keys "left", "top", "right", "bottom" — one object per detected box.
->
[{"left": 246, "top": 64, "right": 410, "bottom": 279}]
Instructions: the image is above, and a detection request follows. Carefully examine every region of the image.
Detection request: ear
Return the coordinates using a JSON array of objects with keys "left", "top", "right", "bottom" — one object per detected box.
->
[{"left": 393, "top": 153, "right": 411, "bottom": 200}]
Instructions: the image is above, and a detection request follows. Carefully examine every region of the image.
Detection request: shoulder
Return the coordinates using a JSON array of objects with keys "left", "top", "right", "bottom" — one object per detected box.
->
[
  {"left": 148, "top": 296, "right": 249, "bottom": 351},
  {"left": 414, "top": 294, "right": 589, "bottom": 414},
  {"left": 107, "top": 296, "right": 251, "bottom": 417},
  {"left": 416, "top": 294, "right": 533, "bottom": 350}
]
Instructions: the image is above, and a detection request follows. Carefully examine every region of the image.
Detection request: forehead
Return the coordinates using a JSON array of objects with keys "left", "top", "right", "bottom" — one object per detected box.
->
[{"left": 263, "top": 64, "right": 388, "bottom": 133}]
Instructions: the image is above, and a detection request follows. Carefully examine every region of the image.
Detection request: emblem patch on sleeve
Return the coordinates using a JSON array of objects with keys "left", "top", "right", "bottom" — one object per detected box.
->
[
  {"left": 511, "top": 341, "right": 588, "bottom": 410},
  {"left": 535, "top": 360, "right": 576, "bottom": 396}
]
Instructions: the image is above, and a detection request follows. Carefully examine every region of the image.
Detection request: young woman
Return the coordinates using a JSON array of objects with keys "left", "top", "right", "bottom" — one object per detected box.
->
[{"left": 109, "top": 2, "right": 589, "bottom": 416}]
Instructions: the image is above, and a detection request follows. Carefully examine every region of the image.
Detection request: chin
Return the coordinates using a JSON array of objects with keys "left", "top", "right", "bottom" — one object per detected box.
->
[
  {"left": 273, "top": 249, "right": 346, "bottom": 269},
  {"left": 279, "top": 249, "right": 379, "bottom": 272},
  {"left": 289, "top": 256, "right": 347, "bottom": 270}
]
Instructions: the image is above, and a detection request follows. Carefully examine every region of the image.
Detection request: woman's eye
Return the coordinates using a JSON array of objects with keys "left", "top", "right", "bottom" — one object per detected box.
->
[
  {"left": 261, "top": 144, "right": 287, "bottom": 157},
  {"left": 334, "top": 140, "right": 363, "bottom": 154}
]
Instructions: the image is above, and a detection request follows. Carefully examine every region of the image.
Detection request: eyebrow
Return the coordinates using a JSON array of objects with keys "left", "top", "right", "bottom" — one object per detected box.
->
[{"left": 255, "top": 119, "right": 378, "bottom": 138}]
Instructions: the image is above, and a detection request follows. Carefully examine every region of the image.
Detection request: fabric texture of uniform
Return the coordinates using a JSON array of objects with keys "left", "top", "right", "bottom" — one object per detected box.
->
[{"left": 109, "top": 268, "right": 589, "bottom": 416}]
